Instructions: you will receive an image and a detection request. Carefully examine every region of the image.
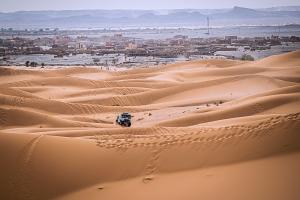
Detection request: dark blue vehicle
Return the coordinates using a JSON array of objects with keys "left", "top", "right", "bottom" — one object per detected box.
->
[{"left": 116, "top": 112, "right": 132, "bottom": 127}]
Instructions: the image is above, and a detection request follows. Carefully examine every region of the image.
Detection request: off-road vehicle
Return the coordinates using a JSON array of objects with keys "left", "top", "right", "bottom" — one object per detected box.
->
[{"left": 116, "top": 112, "right": 132, "bottom": 127}]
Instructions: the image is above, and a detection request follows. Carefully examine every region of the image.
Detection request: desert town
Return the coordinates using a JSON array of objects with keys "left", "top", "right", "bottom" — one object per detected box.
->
[{"left": 1, "top": 28, "right": 300, "bottom": 67}]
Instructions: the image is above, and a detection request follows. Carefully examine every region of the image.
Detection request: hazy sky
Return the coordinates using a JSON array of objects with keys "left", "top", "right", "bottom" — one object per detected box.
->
[{"left": 0, "top": 0, "right": 299, "bottom": 12}]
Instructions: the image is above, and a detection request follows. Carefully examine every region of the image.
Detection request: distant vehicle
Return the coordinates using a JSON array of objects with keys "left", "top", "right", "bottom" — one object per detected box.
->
[{"left": 116, "top": 112, "right": 132, "bottom": 127}]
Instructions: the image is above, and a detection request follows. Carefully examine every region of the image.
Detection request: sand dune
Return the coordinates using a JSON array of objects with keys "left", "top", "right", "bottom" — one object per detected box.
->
[{"left": 1, "top": 51, "right": 300, "bottom": 200}]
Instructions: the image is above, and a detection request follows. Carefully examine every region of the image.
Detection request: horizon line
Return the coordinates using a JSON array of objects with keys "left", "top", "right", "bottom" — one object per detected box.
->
[{"left": 1, "top": 5, "right": 300, "bottom": 13}]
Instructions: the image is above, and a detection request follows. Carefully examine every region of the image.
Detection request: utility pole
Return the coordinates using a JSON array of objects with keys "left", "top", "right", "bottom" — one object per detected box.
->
[{"left": 206, "top": 17, "right": 210, "bottom": 35}]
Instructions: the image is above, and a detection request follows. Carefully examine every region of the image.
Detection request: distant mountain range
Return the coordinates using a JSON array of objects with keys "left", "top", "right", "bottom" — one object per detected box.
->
[{"left": 0, "top": 6, "right": 300, "bottom": 29}]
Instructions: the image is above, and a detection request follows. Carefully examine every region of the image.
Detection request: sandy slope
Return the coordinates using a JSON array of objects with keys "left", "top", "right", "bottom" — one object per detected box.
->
[{"left": 0, "top": 51, "right": 300, "bottom": 200}]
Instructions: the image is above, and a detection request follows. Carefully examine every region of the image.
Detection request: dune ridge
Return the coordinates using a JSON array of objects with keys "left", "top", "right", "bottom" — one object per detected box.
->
[{"left": 1, "top": 51, "right": 300, "bottom": 200}]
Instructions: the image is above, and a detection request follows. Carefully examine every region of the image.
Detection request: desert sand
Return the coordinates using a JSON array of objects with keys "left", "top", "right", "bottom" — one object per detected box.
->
[{"left": 1, "top": 51, "right": 300, "bottom": 200}]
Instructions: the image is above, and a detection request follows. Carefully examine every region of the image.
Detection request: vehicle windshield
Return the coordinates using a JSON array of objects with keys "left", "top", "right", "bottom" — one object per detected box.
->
[{"left": 121, "top": 114, "right": 131, "bottom": 119}]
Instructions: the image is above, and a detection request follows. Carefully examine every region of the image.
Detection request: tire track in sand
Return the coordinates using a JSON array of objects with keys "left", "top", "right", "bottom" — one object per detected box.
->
[
  {"left": 93, "top": 113, "right": 300, "bottom": 180},
  {"left": 9, "top": 135, "right": 43, "bottom": 200},
  {"left": 0, "top": 108, "right": 8, "bottom": 126}
]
